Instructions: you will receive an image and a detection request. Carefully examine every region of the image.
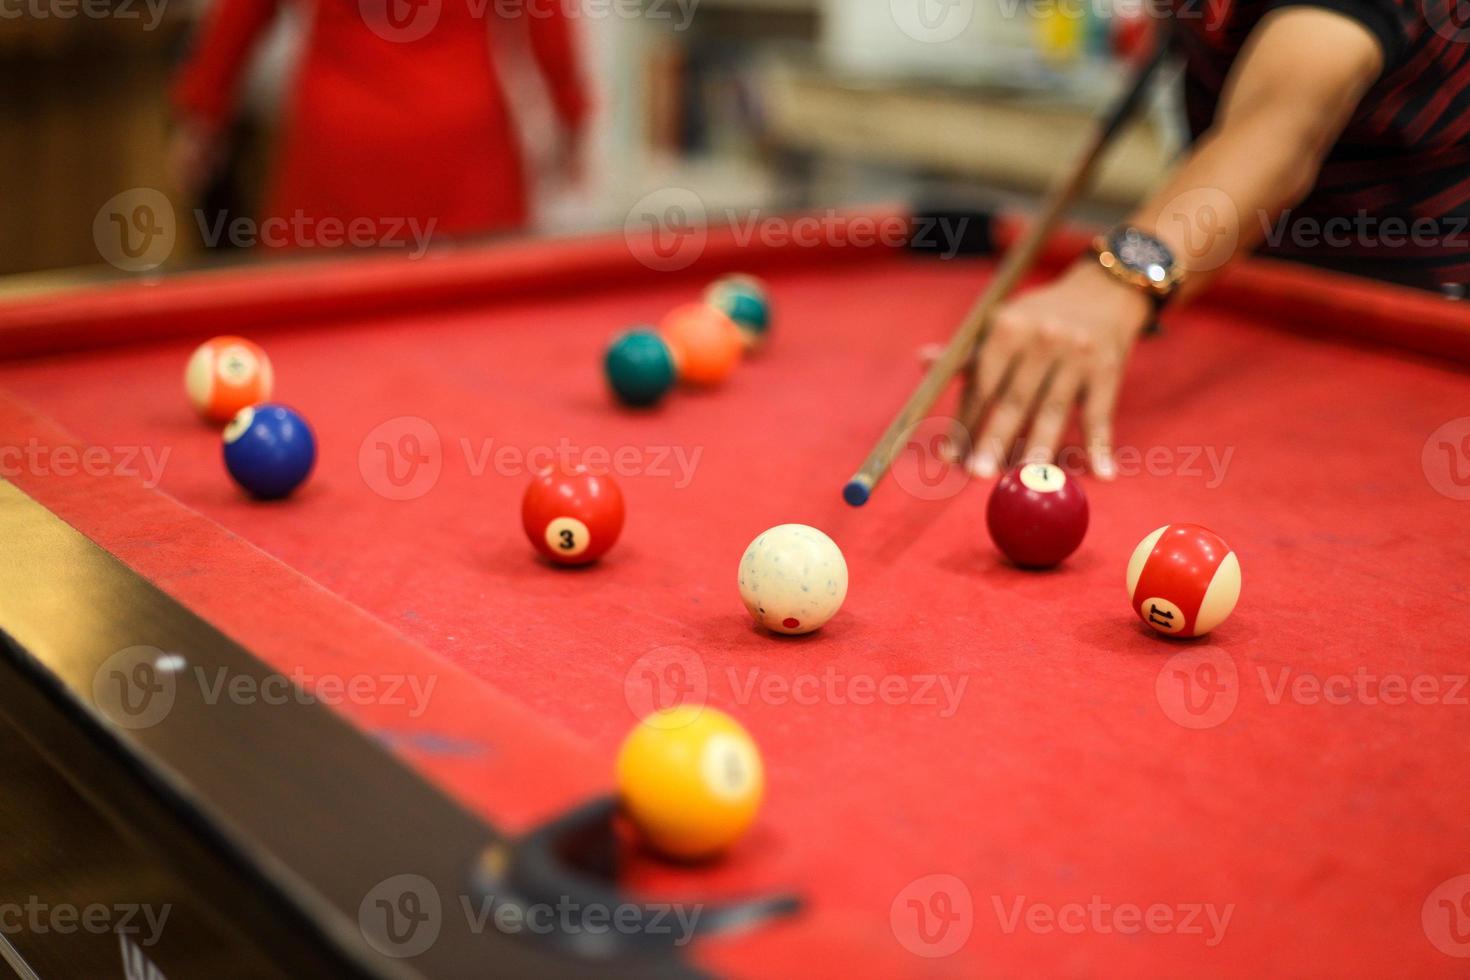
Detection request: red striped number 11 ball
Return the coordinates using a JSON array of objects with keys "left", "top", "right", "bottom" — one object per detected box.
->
[{"left": 1127, "top": 524, "right": 1241, "bottom": 638}]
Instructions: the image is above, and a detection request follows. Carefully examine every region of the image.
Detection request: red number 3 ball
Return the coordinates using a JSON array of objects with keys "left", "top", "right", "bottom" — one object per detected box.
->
[
  {"left": 1126, "top": 524, "right": 1241, "bottom": 638},
  {"left": 522, "top": 466, "right": 625, "bottom": 566}
]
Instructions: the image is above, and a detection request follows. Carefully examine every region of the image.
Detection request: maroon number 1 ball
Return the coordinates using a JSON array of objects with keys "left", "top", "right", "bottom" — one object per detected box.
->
[{"left": 986, "top": 463, "right": 1089, "bottom": 569}]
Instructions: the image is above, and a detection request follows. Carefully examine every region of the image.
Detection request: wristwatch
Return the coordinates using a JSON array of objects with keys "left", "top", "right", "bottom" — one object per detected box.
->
[{"left": 1093, "top": 226, "right": 1184, "bottom": 336}]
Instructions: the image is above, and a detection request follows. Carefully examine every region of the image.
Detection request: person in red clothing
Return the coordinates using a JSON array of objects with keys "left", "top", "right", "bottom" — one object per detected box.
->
[{"left": 170, "top": 0, "right": 591, "bottom": 250}]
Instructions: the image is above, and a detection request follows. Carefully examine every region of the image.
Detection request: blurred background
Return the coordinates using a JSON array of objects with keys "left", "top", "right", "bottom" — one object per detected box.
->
[{"left": 1, "top": 0, "right": 1184, "bottom": 284}]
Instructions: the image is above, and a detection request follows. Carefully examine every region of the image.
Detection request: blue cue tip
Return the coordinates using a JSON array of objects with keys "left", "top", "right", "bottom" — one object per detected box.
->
[{"left": 842, "top": 480, "right": 871, "bottom": 507}]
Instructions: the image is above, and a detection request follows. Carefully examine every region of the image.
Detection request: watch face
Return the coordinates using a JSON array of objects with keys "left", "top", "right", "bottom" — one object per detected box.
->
[{"left": 1108, "top": 228, "right": 1177, "bottom": 286}]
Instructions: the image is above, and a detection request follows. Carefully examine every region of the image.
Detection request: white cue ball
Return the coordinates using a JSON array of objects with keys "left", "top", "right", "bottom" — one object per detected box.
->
[{"left": 737, "top": 524, "right": 849, "bottom": 635}]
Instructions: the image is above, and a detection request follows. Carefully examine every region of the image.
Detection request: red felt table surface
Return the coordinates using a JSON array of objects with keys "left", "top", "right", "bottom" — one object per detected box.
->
[{"left": 2, "top": 222, "right": 1469, "bottom": 978}]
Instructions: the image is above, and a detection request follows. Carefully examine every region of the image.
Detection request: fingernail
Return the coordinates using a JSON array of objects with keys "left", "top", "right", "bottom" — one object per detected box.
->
[
  {"left": 970, "top": 453, "right": 997, "bottom": 479},
  {"left": 1093, "top": 452, "right": 1117, "bottom": 481}
]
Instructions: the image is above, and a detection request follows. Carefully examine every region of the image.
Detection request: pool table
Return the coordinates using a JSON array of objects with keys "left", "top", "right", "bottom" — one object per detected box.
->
[{"left": 1, "top": 209, "right": 1468, "bottom": 979}]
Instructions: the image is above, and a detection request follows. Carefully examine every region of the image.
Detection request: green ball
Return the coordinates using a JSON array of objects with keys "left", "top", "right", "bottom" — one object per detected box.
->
[
  {"left": 706, "top": 277, "right": 771, "bottom": 346},
  {"left": 605, "top": 329, "right": 677, "bottom": 408}
]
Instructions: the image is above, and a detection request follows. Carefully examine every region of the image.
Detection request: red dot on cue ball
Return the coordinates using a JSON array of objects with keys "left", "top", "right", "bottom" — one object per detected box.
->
[
  {"left": 986, "top": 463, "right": 1089, "bottom": 569},
  {"left": 521, "top": 465, "right": 625, "bottom": 566}
]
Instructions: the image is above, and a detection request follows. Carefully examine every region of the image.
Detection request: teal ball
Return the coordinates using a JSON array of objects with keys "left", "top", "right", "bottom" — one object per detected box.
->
[
  {"left": 706, "top": 276, "right": 771, "bottom": 347},
  {"left": 605, "top": 329, "right": 677, "bottom": 408}
]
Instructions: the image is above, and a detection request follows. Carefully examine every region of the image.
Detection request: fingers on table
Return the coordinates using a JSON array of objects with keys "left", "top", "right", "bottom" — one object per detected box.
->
[
  {"left": 949, "top": 373, "right": 979, "bottom": 464},
  {"left": 921, "top": 318, "right": 1117, "bottom": 480},
  {"left": 971, "top": 311, "right": 1053, "bottom": 475},
  {"left": 967, "top": 315, "right": 1108, "bottom": 478},
  {"left": 972, "top": 352, "right": 1050, "bottom": 477},
  {"left": 1022, "top": 363, "right": 1084, "bottom": 465},
  {"left": 968, "top": 314, "right": 1025, "bottom": 478},
  {"left": 1082, "top": 352, "right": 1124, "bottom": 480}
]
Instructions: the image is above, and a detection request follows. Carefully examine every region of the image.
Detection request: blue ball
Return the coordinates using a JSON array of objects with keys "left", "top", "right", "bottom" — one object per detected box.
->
[
  {"left": 223, "top": 403, "right": 316, "bottom": 499},
  {"left": 605, "top": 328, "right": 677, "bottom": 407}
]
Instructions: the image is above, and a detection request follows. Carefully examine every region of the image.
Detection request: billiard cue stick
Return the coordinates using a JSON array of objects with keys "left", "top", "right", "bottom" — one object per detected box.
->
[{"left": 842, "top": 38, "right": 1174, "bottom": 507}]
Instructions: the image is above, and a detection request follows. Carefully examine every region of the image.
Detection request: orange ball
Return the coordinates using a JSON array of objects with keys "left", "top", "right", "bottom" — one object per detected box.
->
[
  {"left": 185, "top": 336, "right": 274, "bottom": 424},
  {"left": 659, "top": 303, "right": 742, "bottom": 386}
]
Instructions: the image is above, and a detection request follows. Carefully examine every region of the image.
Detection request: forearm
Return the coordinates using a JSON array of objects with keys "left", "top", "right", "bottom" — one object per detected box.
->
[
  {"left": 171, "top": 0, "right": 279, "bottom": 127},
  {"left": 523, "top": 6, "right": 591, "bottom": 131},
  {"left": 1129, "top": 105, "right": 1327, "bottom": 302},
  {"left": 1126, "top": 8, "right": 1384, "bottom": 303}
]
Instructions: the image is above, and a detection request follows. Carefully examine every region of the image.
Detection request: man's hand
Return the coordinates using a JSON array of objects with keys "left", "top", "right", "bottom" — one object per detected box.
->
[
  {"left": 958, "top": 6, "right": 1384, "bottom": 483},
  {"left": 967, "top": 259, "right": 1153, "bottom": 481}
]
